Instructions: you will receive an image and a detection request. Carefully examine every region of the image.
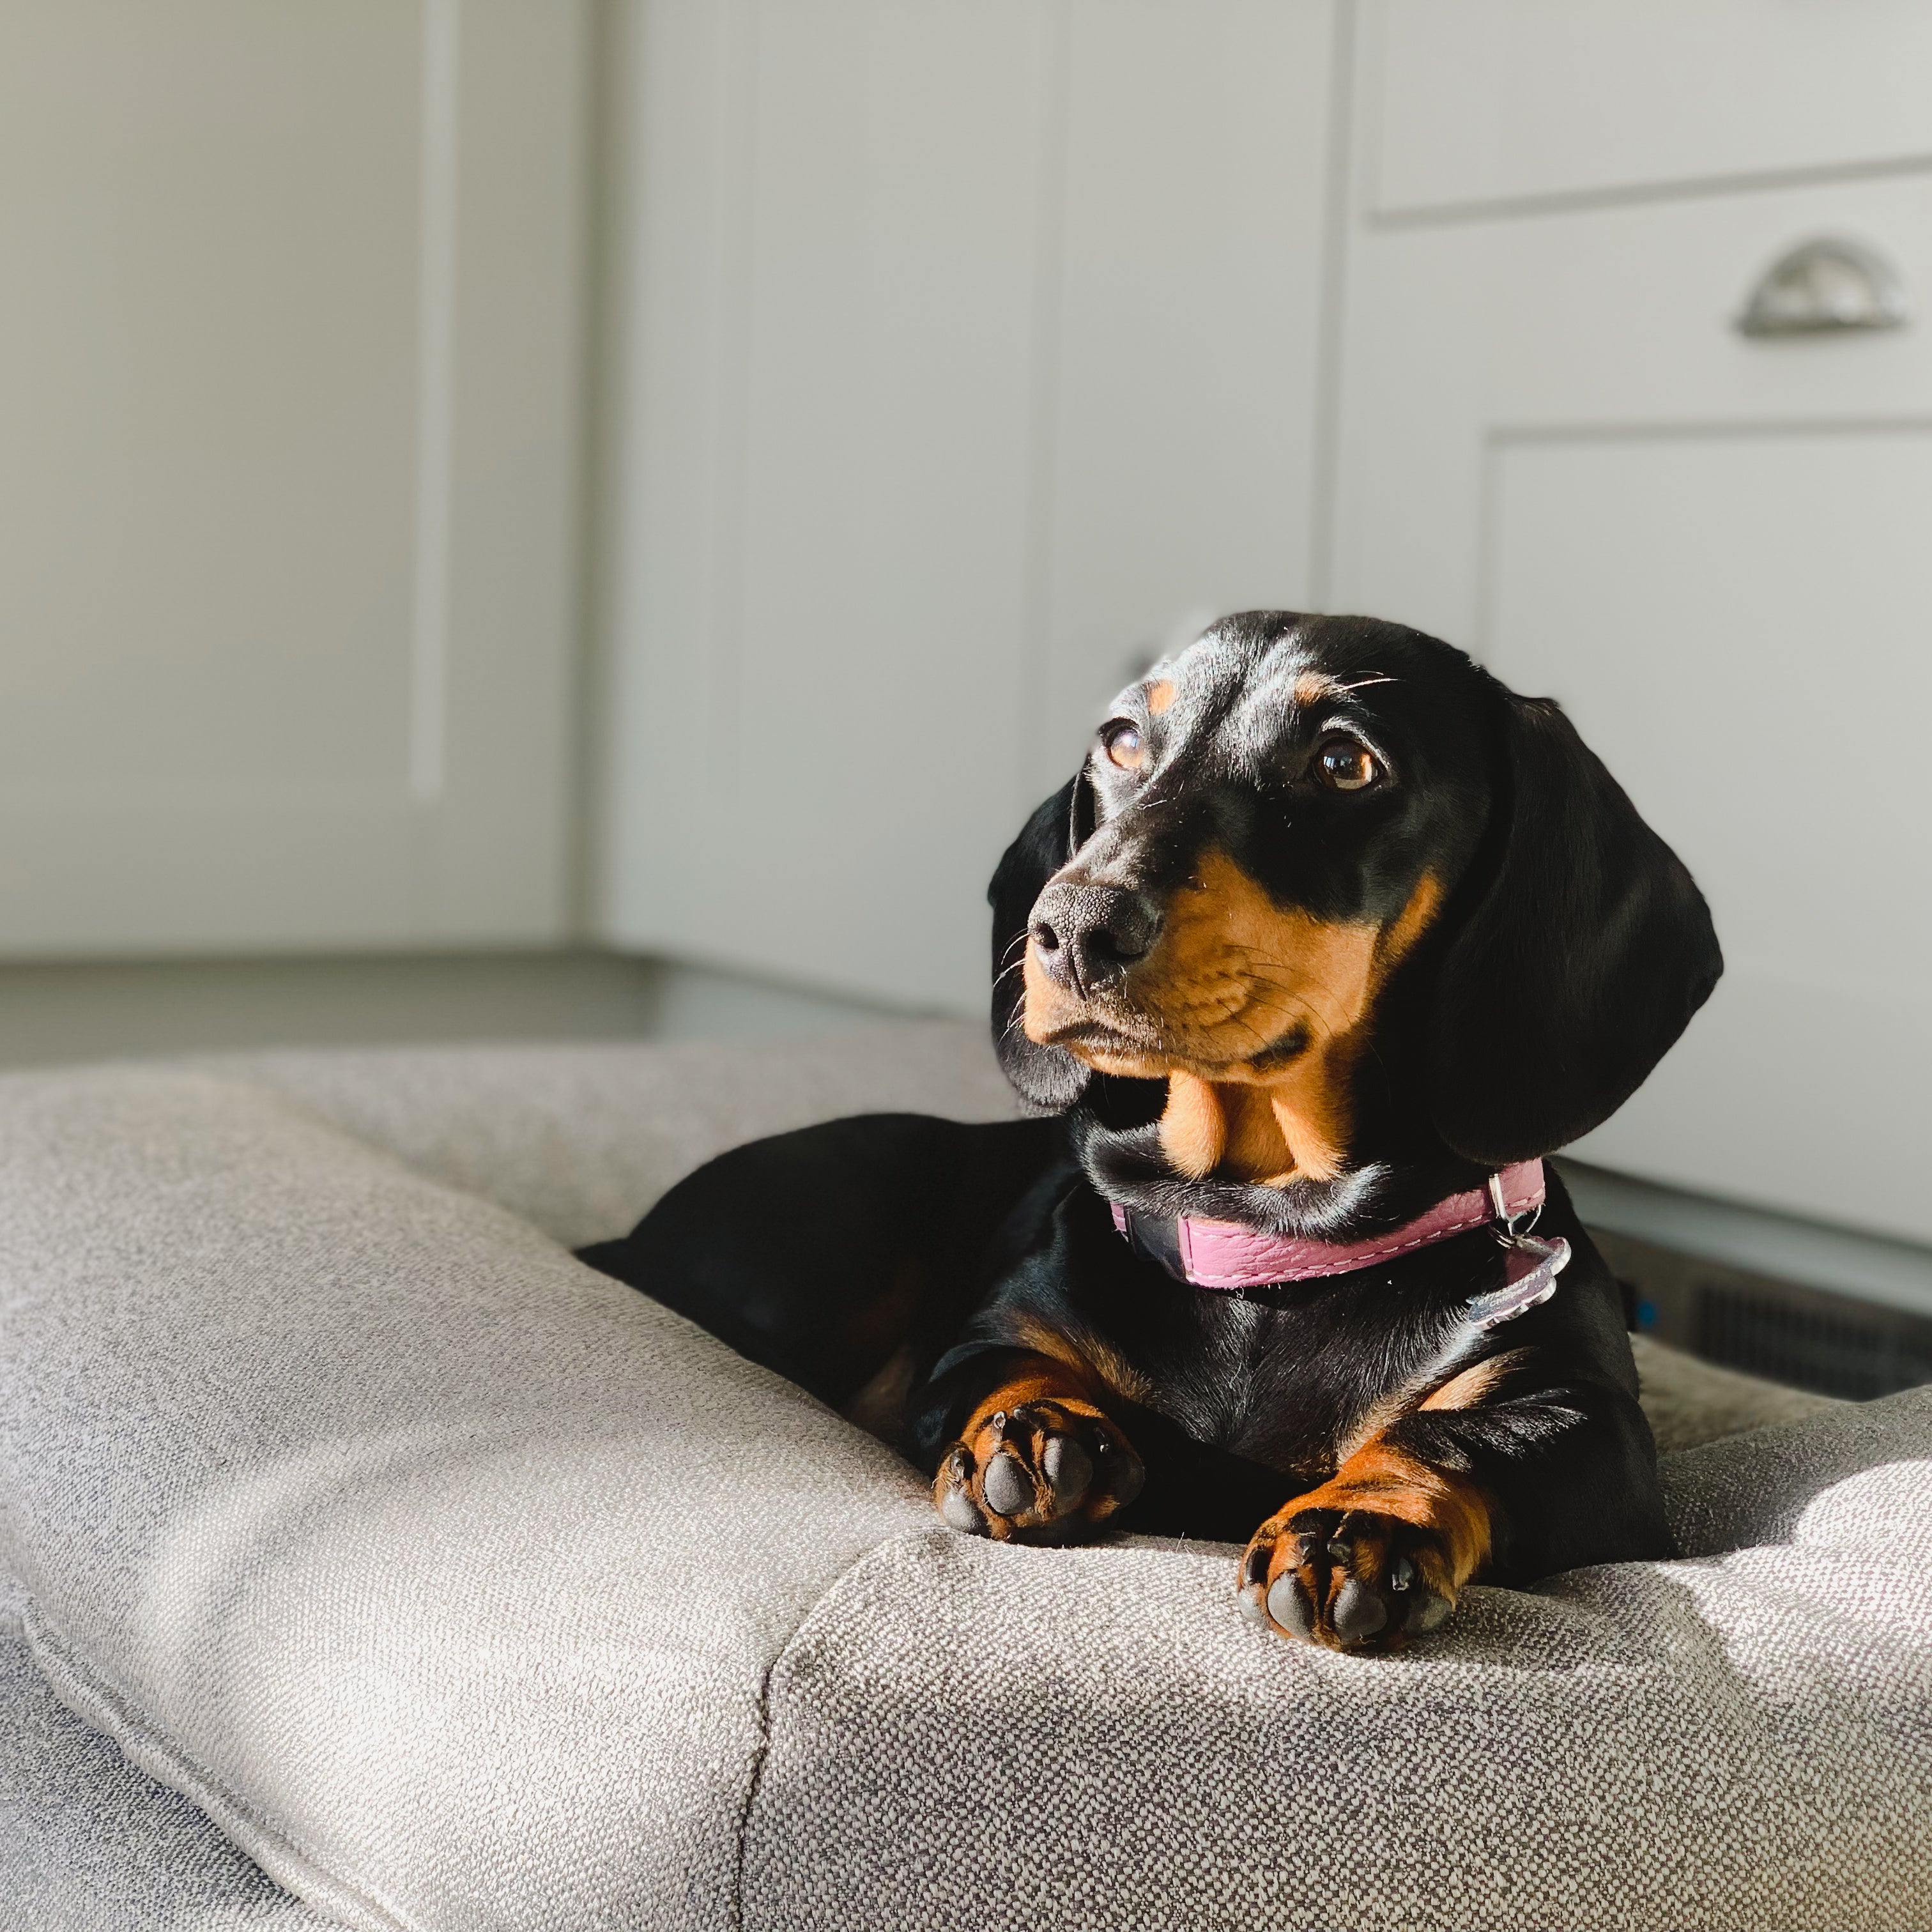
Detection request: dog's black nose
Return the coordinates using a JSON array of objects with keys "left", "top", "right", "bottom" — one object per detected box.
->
[{"left": 1029, "top": 883, "right": 1161, "bottom": 993}]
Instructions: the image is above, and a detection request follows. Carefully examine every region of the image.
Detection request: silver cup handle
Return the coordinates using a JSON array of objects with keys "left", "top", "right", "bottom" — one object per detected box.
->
[{"left": 1735, "top": 235, "right": 1910, "bottom": 339}]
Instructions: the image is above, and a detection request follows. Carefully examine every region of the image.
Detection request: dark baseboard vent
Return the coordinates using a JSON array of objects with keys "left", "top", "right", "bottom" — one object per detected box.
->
[
  {"left": 1588, "top": 1225, "right": 1932, "bottom": 1401},
  {"left": 1694, "top": 1285, "right": 1932, "bottom": 1401}
]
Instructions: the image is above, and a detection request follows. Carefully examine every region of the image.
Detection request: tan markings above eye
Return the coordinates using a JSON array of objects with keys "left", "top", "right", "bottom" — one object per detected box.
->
[
  {"left": 1146, "top": 678, "right": 1177, "bottom": 716},
  {"left": 1102, "top": 721, "right": 1146, "bottom": 771},
  {"left": 1315, "top": 735, "right": 1381, "bottom": 792}
]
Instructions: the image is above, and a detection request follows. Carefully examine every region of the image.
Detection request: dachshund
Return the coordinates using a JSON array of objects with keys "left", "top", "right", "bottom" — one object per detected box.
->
[{"left": 579, "top": 611, "right": 1721, "bottom": 1652}]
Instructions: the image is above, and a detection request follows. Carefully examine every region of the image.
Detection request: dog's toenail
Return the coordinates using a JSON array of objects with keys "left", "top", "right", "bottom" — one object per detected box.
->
[
  {"left": 1241, "top": 1544, "right": 1269, "bottom": 1590},
  {"left": 981, "top": 1450, "right": 1032, "bottom": 1519},
  {"left": 1266, "top": 1574, "right": 1314, "bottom": 1640},
  {"left": 1327, "top": 1538, "right": 1351, "bottom": 1561},
  {"left": 1390, "top": 1556, "right": 1414, "bottom": 1592},
  {"left": 1331, "top": 1579, "right": 1389, "bottom": 1643}
]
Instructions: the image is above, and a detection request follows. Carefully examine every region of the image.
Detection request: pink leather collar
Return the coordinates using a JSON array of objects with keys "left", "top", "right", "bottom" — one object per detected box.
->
[{"left": 1109, "top": 1160, "right": 1545, "bottom": 1291}]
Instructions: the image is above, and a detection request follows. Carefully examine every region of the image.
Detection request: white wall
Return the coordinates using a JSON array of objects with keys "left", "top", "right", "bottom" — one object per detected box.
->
[{"left": 0, "top": 0, "right": 588, "bottom": 953}]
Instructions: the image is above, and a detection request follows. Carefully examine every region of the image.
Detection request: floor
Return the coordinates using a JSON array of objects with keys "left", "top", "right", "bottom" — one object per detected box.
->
[{"left": 0, "top": 949, "right": 902, "bottom": 1070}]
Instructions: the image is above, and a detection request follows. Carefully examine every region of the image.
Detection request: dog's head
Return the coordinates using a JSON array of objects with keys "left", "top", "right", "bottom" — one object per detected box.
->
[{"left": 990, "top": 612, "right": 1719, "bottom": 1211}]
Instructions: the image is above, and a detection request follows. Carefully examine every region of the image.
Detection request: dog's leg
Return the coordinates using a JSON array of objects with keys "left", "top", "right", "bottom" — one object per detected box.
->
[
  {"left": 1236, "top": 1436, "right": 1491, "bottom": 1651},
  {"left": 930, "top": 1353, "right": 1144, "bottom": 1544},
  {"left": 1236, "top": 1370, "right": 1668, "bottom": 1651}
]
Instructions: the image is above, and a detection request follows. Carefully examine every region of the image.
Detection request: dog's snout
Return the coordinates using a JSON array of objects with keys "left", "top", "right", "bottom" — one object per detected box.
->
[{"left": 1029, "top": 883, "right": 1162, "bottom": 994}]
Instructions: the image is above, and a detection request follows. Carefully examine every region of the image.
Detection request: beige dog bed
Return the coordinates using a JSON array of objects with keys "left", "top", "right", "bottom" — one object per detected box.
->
[{"left": 4, "top": 1026, "right": 1918, "bottom": 1932}]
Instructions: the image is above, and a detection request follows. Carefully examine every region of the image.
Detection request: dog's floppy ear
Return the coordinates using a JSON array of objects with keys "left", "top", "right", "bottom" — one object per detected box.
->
[
  {"left": 988, "top": 774, "right": 1094, "bottom": 1110},
  {"left": 1427, "top": 694, "right": 1722, "bottom": 1164}
]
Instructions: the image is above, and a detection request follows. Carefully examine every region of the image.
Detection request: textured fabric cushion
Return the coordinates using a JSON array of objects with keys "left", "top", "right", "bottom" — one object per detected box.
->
[
  {"left": 0, "top": 1587, "right": 335, "bottom": 1932},
  {"left": 746, "top": 1393, "right": 1932, "bottom": 1931},
  {"left": 1, "top": 1025, "right": 1923, "bottom": 1932},
  {"left": 1629, "top": 1330, "right": 1842, "bottom": 1452},
  {"left": 208, "top": 1023, "right": 1021, "bottom": 1249},
  {"left": 0, "top": 1056, "right": 967, "bottom": 1932}
]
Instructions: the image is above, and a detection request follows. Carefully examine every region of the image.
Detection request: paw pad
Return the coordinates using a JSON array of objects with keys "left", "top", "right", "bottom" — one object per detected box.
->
[
  {"left": 931, "top": 1397, "right": 1142, "bottom": 1544},
  {"left": 1238, "top": 1506, "right": 1457, "bottom": 1652}
]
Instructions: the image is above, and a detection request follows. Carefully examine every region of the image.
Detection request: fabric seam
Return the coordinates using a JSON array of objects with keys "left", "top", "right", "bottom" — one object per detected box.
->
[
  {"left": 17, "top": 1594, "right": 424, "bottom": 1932},
  {"left": 728, "top": 1522, "right": 937, "bottom": 1932}
]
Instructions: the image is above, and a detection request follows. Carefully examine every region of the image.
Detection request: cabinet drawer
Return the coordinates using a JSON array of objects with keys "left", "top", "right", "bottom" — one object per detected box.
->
[
  {"left": 1335, "top": 171, "right": 1932, "bottom": 640},
  {"left": 1483, "top": 176, "right": 1932, "bottom": 423},
  {"left": 1370, "top": 0, "right": 1932, "bottom": 219}
]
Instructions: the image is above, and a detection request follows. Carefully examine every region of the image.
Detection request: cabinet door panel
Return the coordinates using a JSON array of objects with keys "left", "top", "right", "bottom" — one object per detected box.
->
[
  {"left": 0, "top": 6, "right": 418, "bottom": 798},
  {"left": 604, "top": 0, "right": 1332, "bottom": 1011},
  {"left": 1487, "top": 429, "right": 1932, "bottom": 1243},
  {"left": 607, "top": 0, "right": 1052, "bottom": 1013},
  {"left": 1034, "top": 0, "right": 1332, "bottom": 791},
  {"left": 1335, "top": 174, "right": 1932, "bottom": 646},
  {"left": 0, "top": 1, "right": 585, "bottom": 951}
]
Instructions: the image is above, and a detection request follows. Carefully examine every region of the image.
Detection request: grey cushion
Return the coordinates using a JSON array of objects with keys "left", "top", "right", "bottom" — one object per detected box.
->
[
  {"left": 1, "top": 1025, "right": 1923, "bottom": 1931},
  {"left": 0, "top": 1060, "right": 945, "bottom": 1932},
  {"left": 1628, "top": 1330, "right": 1843, "bottom": 1452},
  {"left": 0, "top": 1586, "right": 335, "bottom": 1932},
  {"left": 748, "top": 1393, "right": 1932, "bottom": 1931},
  {"left": 209, "top": 1023, "right": 1022, "bottom": 1248}
]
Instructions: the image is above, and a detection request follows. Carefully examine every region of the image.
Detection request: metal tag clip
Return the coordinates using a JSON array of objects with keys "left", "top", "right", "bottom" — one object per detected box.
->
[{"left": 1463, "top": 1173, "right": 1570, "bottom": 1331}]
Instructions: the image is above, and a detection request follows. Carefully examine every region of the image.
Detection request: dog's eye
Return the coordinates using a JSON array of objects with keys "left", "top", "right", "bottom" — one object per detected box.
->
[
  {"left": 1315, "top": 736, "right": 1381, "bottom": 792},
  {"left": 1101, "top": 722, "right": 1146, "bottom": 772}
]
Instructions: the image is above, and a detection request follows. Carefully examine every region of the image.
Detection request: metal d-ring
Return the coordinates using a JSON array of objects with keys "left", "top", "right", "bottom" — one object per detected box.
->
[{"left": 1488, "top": 1172, "right": 1544, "bottom": 1244}]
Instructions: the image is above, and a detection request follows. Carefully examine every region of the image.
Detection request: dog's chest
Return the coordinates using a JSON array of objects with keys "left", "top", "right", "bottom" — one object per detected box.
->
[{"left": 1124, "top": 1279, "right": 1468, "bottom": 1474}]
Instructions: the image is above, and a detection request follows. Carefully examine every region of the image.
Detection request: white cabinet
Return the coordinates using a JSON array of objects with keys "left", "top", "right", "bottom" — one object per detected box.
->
[
  {"left": 0, "top": 1, "right": 586, "bottom": 953},
  {"left": 600, "top": 0, "right": 1336, "bottom": 1011},
  {"left": 1334, "top": 13, "right": 1932, "bottom": 1241},
  {"left": 1488, "top": 429, "right": 1932, "bottom": 1245},
  {"left": 604, "top": 0, "right": 1932, "bottom": 1244},
  {"left": 1368, "top": 0, "right": 1932, "bottom": 218}
]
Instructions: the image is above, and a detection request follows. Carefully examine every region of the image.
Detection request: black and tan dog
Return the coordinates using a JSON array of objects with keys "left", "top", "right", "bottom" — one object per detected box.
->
[{"left": 581, "top": 612, "right": 1720, "bottom": 1652}]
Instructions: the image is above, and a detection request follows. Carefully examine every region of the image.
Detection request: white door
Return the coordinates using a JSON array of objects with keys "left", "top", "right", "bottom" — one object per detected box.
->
[
  {"left": 599, "top": 0, "right": 1338, "bottom": 1012},
  {"left": 1333, "top": 2, "right": 1932, "bottom": 1243},
  {"left": 0, "top": 1, "right": 587, "bottom": 953}
]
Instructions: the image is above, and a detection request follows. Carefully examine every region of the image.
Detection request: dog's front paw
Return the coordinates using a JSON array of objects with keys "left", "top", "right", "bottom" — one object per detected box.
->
[
  {"left": 1238, "top": 1505, "right": 1459, "bottom": 1652},
  {"left": 933, "top": 1398, "right": 1144, "bottom": 1544}
]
